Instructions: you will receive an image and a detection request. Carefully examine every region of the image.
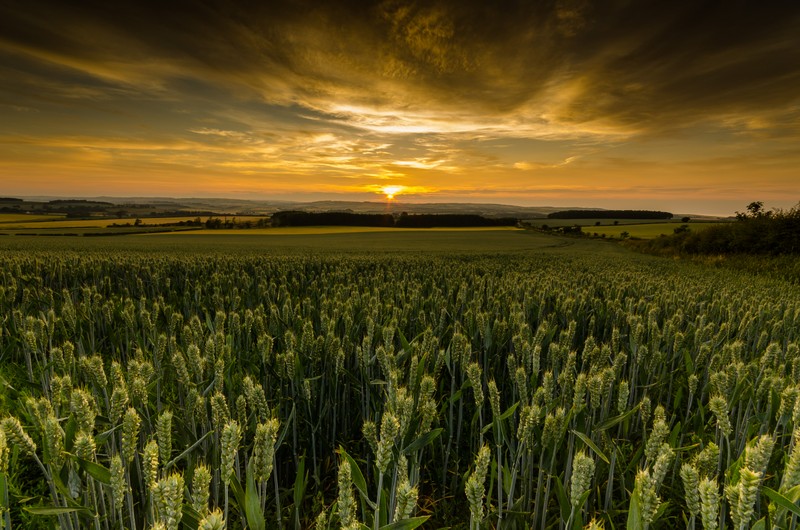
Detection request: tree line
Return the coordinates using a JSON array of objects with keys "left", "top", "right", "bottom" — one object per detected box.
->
[
  {"left": 270, "top": 211, "right": 518, "bottom": 228},
  {"left": 548, "top": 210, "right": 673, "bottom": 219}
]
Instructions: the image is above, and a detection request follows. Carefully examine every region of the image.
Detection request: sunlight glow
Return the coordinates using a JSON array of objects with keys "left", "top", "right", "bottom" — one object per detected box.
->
[{"left": 382, "top": 185, "right": 404, "bottom": 200}]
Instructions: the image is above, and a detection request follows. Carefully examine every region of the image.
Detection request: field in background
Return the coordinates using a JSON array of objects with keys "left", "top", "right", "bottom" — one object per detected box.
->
[
  {"left": 0, "top": 213, "right": 67, "bottom": 223},
  {"left": 523, "top": 217, "right": 677, "bottom": 227},
  {"left": 0, "top": 215, "right": 268, "bottom": 229},
  {"left": 149, "top": 225, "right": 522, "bottom": 235},
  {"left": 0, "top": 212, "right": 728, "bottom": 240},
  {"left": 522, "top": 218, "right": 727, "bottom": 239},
  {"left": 587, "top": 222, "right": 724, "bottom": 239},
  {"left": 0, "top": 228, "right": 598, "bottom": 254}
]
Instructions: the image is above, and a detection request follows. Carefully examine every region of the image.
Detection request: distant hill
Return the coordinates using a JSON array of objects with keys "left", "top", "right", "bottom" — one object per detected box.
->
[
  {"left": 10, "top": 196, "right": 719, "bottom": 220},
  {"left": 13, "top": 196, "right": 595, "bottom": 218},
  {"left": 288, "top": 201, "right": 556, "bottom": 218}
]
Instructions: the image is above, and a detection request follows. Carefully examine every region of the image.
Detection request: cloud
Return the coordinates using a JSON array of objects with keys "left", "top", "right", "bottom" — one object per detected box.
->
[
  {"left": 2, "top": 1, "right": 797, "bottom": 138},
  {"left": 514, "top": 156, "right": 578, "bottom": 171},
  {"left": 1, "top": 1, "right": 798, "bottom": 210}
]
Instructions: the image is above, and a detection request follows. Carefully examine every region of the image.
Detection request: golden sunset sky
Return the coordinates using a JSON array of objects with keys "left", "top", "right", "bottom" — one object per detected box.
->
[{"left": 1, "top": 0, "right": 798, "bottom": 214}]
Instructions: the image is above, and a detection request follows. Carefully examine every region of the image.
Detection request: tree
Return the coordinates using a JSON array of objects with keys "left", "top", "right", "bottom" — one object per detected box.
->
[{"left": 736, "top": 201, "right": 770, "bottom": 220}]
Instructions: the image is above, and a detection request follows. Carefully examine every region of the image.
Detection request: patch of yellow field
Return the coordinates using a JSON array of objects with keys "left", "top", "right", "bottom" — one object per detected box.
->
[
  {"left": 145, "top": 226, "right": 522, "bottom": 236},
  {"left": 0, "top": 213, "right": 67, "bottom": 223},
  {"left": 2, "top": 219, "right": 115, "bottom": 228}
]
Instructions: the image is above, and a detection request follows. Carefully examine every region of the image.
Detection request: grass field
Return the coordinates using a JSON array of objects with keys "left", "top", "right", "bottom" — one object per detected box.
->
[
  {"left": 0, "top": 215, "right": 268, "bottom": 229},
  {"left": 0, "top": 212, "right": 723, "bottom": 240},
  {"left": 523, "top": 218, "right": 677, "bottom": 227},
  {"left": 149, "top": 225, "right": 522, "bottom": 235},
  {"left": 1, "top": 228, "right": 599, "bottom": 253},
  {"left": 0, "top": 218, "right": 703, "bottom": 241},
  {"left": 0, "top": 213, "right": 66, "bottom": 223},
  {"left": 586, "top": 222, "right": 725, "bottom": 239},
  {"left": 522, "top": 218, "right": 728, "bottom": 239}
]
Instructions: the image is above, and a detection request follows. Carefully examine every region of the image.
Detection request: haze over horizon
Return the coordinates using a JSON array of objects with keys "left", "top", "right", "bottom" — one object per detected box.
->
[
  {"left": 1, "top": 1, "right": 799, "bottom": 217},
  {"left": 4, "top": 194, "right": 736, "bottom": 218}
]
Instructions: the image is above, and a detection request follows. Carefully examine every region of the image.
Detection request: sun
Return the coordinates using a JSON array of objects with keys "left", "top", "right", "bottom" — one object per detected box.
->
[{"left": 382, "top": 185, "right": 404, "bottom": 200}]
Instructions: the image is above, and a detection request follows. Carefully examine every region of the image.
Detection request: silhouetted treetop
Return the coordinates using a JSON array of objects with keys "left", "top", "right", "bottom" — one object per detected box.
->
[{"left": 548, "top": 210, "right": 672, "bottom": 219}]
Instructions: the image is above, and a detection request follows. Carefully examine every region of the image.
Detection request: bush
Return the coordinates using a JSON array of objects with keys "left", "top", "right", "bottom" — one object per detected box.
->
[{"left": 644, "top": 202, "right": 800, "bottom": 256}]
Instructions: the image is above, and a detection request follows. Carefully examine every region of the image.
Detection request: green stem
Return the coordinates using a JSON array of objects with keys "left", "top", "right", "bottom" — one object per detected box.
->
[
  {"left": 1, "top": 472, "right": 11, "bottom": 530},
  {"left": 374, "top": 471, "right": 384, "bottom": 530},
  {"left": 224, "top": 483, "right": 229, "bottom": 526},
  {"left": 496, "top": 443, "right": 503, "bottom": 525},
  {"left": 90, "top": 480, "right": 102, "bottom": 530},
  {"left": 124, "top": 466, "right": 136, "bottom": 530},
  {"left": 566, "top": 504, "right": 576, "bottom": 530},
  {"left": 533, "top": 451, "right": 546, "bottom": 527},
  {"left": 34, "top": 456, "right": 73, "bottom": 530},
  {"left": 539, "top": 450, "right": 557, "bottom": 530},
  {"left": 273, "top": 455, "right": 283, "bottom": 530}
]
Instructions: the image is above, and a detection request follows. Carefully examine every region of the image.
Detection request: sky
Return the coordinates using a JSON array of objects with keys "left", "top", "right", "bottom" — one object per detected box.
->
[{"left": 1, "top": 0, "right": 799, "bottom": 215}]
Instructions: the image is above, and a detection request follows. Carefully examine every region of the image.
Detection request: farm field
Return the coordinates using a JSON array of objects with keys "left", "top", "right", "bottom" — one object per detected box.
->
[
  {"left": 587, "top": 222, "right": 725, "bottom": 240},
  {"left": 0, "top": 212, "right": 727, "bottom": 240},
  {"left": 0, "top": 216, "right": 268, "bottom": 229},
  {"left": 149, "top": 226, "right": 523, "bottom": 236},
  {"left": 0, "top": 229, "right": 573, "bottom": 253},
  {"left": 1, "top": 232, "right": 799, "bottom": 529},
  {"left": 0, "top": 214, "right": 67, "bottom": 223},
  {"left": 523, "top": 219, "right": 728, "bottom": 239},
  {"left": 523, "top": 218, "right": 677, "bottom": 228}
]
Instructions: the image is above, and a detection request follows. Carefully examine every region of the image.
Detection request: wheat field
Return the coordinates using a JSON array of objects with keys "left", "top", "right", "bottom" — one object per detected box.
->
[{"left": 1, "top": 239, "right": 799, "bottom": 529}]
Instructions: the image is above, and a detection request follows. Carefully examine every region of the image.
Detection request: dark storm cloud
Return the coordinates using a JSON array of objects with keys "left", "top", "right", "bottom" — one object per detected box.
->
[{"left": 2, "top": 0, "right": 798, "bottom": 137}]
